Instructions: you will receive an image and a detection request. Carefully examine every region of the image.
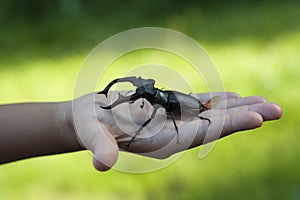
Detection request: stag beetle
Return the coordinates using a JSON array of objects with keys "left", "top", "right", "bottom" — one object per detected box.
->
[{"left": 98, "top": 76, "right": 211, "bottom": 147}]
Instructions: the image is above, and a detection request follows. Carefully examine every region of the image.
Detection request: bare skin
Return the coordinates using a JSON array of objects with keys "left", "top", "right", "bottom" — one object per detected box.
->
[{"left": 0, "top": 92, "right": 282, "bottom": 171}]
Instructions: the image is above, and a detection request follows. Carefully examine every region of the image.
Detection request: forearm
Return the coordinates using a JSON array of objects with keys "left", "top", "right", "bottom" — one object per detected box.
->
[{"left": 0, "top": 101, "right": 83, "bottom": 164}]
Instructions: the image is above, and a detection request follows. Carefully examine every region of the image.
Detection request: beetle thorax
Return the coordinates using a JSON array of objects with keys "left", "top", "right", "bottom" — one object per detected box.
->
[
  {"left": 136, "top": 83, "right": 156, "bottom": 97},
  {"left": 150, "top": 89, "right": 168, "bottom": 106}
]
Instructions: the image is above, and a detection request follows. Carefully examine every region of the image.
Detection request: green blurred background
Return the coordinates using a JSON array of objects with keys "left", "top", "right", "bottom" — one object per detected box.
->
[{"left": 0, "top": 0, "right": 299, "bottom": 199}]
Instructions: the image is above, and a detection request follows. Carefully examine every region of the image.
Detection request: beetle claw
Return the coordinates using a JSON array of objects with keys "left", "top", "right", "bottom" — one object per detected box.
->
[{"left": 198, "top": 116, "right": 211, "bottom": 125}]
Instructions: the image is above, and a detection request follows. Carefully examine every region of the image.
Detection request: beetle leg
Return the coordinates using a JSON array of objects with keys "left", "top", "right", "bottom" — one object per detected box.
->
[
  {"left": 126, "top": 105, "right": 160, "bottom": 147},
  {"left": 198, "top": 115, "right": 211, "bottom": 125},
  {"left": 184, "top": 110, "right": 211, "bottom": 125},
  {"left": 169, "top": 112, "right": 180, "bottom": 144}
]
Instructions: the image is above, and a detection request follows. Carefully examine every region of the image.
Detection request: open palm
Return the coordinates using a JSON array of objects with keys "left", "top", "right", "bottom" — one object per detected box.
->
[{"left": 72, "top": 92, "right": 282, "bottom": 171}]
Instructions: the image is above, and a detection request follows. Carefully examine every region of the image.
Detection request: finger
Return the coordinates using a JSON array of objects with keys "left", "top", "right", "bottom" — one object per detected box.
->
[
  {"left": 256, "top": 103, "right": 282, "bottom": 120},
  {"left": 190, "top": 111, "right": 263, "bottom": 148},
  {"left": 236, "top": 103, "right": 282, "bottom": 121},
  {"left": 220, "top": 111, "right": 263, "bottom": 138},
  {"left": 141, "top": 110, "right": 263, "bottom": 157},
  {"left": 213, "top": 96, "right": 267, "bottom": 109},
  {"left": 193, "top": 92, "right": 241, "bottom": 102},
  {"left": 221, "top": 102, "right": 282, "bottom": 121}
]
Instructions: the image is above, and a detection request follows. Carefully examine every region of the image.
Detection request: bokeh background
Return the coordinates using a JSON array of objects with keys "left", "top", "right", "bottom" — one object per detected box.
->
[{"left": 0, "top": 0, "right": 299, "bottom": 199}]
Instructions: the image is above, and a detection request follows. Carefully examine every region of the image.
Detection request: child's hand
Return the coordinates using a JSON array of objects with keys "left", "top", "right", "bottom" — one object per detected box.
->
[{"left": 68, "top": 92, "right": 282, "bottom": 171}]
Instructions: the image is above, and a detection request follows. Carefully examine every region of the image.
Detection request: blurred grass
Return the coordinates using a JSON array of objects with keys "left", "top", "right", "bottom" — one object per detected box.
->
[{"left": 0, "top": 1, "right": 300, "bottom": 200}]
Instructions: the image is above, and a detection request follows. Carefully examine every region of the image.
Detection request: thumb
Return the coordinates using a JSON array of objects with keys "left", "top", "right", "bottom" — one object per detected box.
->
[
  {"left": 75, "top": 116, "right": 119, "bottom": 171},
  {"left": 72, "top": 94, "right": 119, "bottom": 171},
  {"left": 92, "top": 131, "right": 119, "bottom": 171}
]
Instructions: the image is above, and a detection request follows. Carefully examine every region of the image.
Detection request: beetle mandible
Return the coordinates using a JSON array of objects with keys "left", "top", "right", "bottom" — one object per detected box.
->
[{"left": 98, "top": 76, "right": 211, "bottom": 147}]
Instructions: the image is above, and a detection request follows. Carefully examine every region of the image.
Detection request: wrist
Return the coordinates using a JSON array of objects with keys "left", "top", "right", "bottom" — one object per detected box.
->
[{"left": 57, "top": 101, "right": 85, "bottom": 152}]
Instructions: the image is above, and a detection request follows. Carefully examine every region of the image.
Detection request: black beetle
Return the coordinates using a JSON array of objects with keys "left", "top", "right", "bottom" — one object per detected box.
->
[{"left": 98, "top": 76, "right": 211, "bottom": 147}]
